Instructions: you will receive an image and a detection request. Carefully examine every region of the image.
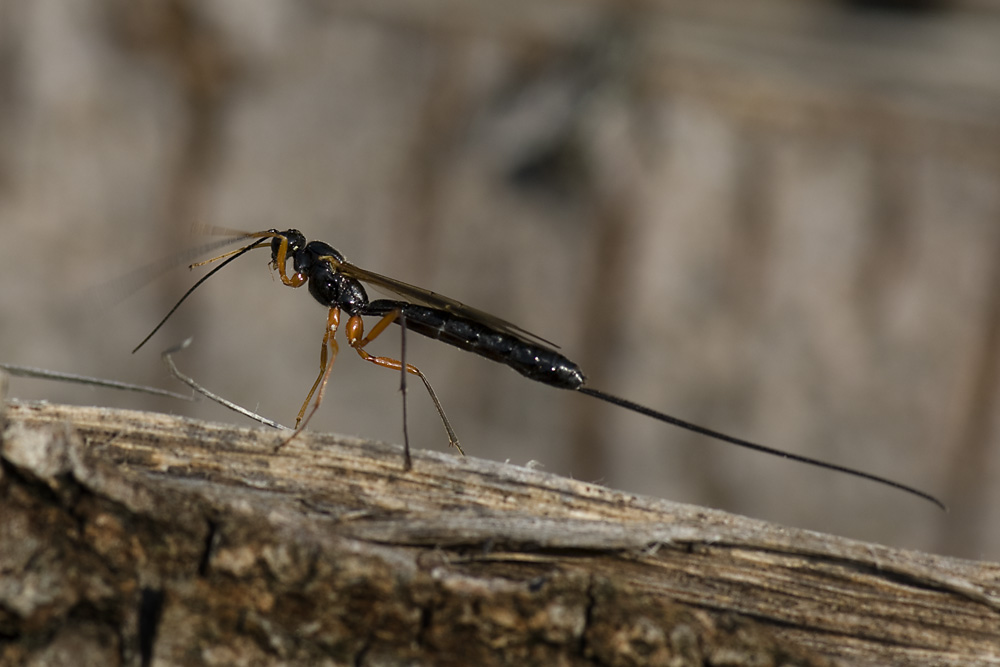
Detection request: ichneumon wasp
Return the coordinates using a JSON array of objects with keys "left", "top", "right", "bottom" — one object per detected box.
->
[{"left": 134, "top": 228, "right": 945, "bottom": 510}]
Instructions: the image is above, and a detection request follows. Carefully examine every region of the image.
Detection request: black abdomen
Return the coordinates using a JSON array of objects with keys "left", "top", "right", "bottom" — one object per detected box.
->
[{"left": 365, "top": 300, "right": 585, "bottom": 390}]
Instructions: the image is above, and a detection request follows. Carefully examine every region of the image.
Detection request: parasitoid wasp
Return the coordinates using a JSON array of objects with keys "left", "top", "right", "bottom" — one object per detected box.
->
[{"left": 134, "top": 228, "right": 945, "bottom": 510}]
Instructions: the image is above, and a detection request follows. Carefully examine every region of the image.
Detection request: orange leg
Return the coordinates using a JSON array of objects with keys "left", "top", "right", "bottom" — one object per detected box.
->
[
  {"left": 276, "top": 307, "right": 340, "bottom": 452},
  {"left": 345, "top": 311, "right": 464, "bottom": 466},
  {"left": 266, "top": 233, "right": 307, "bottom": 287}
]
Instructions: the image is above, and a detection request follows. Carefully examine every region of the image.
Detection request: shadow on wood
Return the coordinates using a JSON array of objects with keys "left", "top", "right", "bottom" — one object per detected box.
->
[{"left": 1, "top": 399, "right": 998, "bottom": 666}]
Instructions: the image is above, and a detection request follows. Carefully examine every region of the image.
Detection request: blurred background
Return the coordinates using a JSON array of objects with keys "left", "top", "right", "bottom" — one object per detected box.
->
[{"left": 1, "top": 0, "right": 998, "bottom": 560}]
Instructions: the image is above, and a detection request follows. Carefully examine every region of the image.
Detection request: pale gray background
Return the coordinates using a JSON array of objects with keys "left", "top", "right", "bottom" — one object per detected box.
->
[{"left": 2, "top": 0, "right": 999, "bottom": 560}]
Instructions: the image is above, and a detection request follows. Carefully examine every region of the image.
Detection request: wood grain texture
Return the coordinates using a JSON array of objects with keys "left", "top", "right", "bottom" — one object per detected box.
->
[{"left": 1, "top": 398, "right": 997, "bottom": 666}]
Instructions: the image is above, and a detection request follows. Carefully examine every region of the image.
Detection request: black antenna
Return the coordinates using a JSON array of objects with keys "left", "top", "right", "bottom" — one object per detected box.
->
[{"left": 132, "top": 237, "right": 269, "bottom": 354}]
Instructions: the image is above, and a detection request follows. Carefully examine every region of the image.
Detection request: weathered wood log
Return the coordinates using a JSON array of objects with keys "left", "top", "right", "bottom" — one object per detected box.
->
[{"left": 1, "top": 397, "right": 998, "bottom": 666}]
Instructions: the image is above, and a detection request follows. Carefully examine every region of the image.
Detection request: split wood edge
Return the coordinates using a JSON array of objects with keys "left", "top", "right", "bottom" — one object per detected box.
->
[{"left": 1, "top": 398, "right": 998, "bottom": 666}]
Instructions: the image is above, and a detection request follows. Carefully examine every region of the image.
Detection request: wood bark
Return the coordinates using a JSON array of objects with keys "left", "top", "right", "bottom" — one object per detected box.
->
[{"left": 1, "top": 397, "right": 998, "bottom": 667}]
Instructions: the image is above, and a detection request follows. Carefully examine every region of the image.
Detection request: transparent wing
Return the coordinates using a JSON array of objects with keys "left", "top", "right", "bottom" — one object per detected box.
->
[{"left": 335, "top": 259, "right": 561, "bottom": 349}]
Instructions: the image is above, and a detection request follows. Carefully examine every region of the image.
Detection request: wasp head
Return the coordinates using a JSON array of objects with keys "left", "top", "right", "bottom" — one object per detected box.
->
[{"left": 269, "top": 229, "right": 307, "bottom": 268}]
